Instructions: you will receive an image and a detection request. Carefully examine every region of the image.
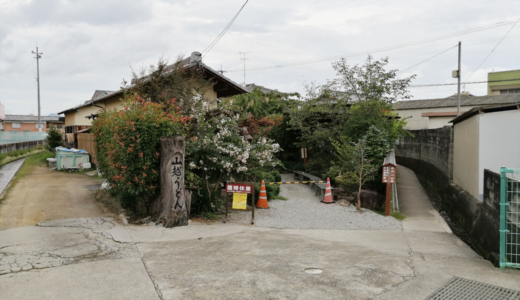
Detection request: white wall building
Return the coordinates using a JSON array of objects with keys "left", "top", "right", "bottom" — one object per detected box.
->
[
  {"left": 451, "top": 103, "right": 520, "bottom": 201},
  {"left": 394, "top": 94, "right": 520, "bottom": 130}
]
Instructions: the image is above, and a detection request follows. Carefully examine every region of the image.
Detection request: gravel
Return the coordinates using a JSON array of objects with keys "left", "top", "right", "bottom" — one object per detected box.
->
[{"left": 226, "top": 174, "right": 403, "bottom": 230}]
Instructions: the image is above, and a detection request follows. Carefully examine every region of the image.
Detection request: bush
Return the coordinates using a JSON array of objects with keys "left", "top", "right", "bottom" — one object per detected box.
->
[
  {"left": 254, "top": 170, "right": 281, "bottom": 200},
  {"left": 91, "top": 94, "right": 187, "bottom": 213},
  {"left": 0, "top": 147, "right": 45, "bottom": 168},
  {"left": 45, "top": 126, "right": 64, "bottom": 151}
]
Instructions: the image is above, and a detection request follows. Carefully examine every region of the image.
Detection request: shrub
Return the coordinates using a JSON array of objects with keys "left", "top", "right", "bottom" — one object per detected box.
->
[
  {"left": 91, "top": 94, "right": 188, "bottom": 213},
  {"left": 46, "top": 125, "right": 64, "bottom": 151}
]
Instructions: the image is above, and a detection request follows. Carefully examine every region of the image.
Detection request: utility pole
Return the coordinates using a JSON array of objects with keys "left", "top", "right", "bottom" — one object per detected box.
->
[
  {"left": 239, "top": 52, "right": 249, "bottom": 85},
  {"left": 32, "top": 47, "right": 43, "bottom": 132},
  {"left": 457, "top": 42, "right": 461, "bottom": 116}
]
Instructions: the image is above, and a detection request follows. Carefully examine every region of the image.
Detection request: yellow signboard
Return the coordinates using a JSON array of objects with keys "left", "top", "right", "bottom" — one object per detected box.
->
[{"left": 232, "top": 193, "right": 247, "bottom": 210}]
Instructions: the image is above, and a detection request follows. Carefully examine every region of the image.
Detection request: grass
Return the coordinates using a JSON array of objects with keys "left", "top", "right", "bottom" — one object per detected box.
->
[
  {"left": 390, "top": 211, "right": 406, "bottom": 220},
  {"left": 203, "top": 212, "right": 221, "bottom": 220},
  {"left": 0, "top": 146, "right": 46, "bottom": 168},
  {"left": 13, "top": 150, "right": 55, "bottom": 181},
  {"left": 271, "top": 195, "right": 289, "bottom": 200},
  {"left": 0, "top": 150, "right": 55, "bottom": 203}
]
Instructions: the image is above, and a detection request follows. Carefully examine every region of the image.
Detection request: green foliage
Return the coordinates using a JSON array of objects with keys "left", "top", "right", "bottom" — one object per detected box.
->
[
  {"left": 185, "top": 109, "right": 282, "bottom": 212},
  {"left": 91, "top": 94, "right": 187, "bottom": 212},
  {"left": 221, "top": 87, "right": 300, "bottom": 118},
  {"left": 330, "top": 128, "right": 382, "bottom": 208},
  {"left": 391, "top": 211, "right": 406, "bottom": 220},
  {"left": 0, "top": 146, "right": 46, "bottom": 168},
  {"left": 289, "top": 55, "right": 414, "bottom": 184},
  {"left": 254, "top": 169, "right": 281, "bottom": 200},
  {"left": 221, "top": 87, "right": 301, "bottom": 162},
  {"left": 45, "top": 126, "right": 64, "bottom": 151},
  {"left": 130, "top": 57, "right": 213, "bottom": 114}
]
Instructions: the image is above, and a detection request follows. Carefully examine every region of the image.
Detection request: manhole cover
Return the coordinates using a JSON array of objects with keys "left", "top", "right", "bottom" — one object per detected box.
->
[
  {"left": 424, "top": 277, "right": 520, "bottom": 300},
  {"left": 304, "top": 268, "right": 322, "bottom": 275}
]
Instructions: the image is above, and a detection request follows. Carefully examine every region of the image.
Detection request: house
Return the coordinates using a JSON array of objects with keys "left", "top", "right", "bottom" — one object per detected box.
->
[
  {"left": 1, "top": 114, "right": 63, "bottom": 132},
  {"left": 488, "top": 69, "right": 520, "bottom": 95},
  {"left": 450, "top": 102, "right": 520, "bottom": 201},
  {"left": 394, "top": 93, "right": 520, "bottom": 129},
  {"left": 58, "top": 52, "right": 248, "bottom": 134}
]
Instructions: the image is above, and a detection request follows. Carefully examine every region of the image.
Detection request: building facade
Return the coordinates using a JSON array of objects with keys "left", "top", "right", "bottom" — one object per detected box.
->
[
  {"left": 394, "top": 93, "right": 520, "bottom": 130},
  {"left": 488, "top": 69, "right": 520, "bottom": 95},
  {"left": 451, "top": 104, "right": 520, "bottom": 201}
]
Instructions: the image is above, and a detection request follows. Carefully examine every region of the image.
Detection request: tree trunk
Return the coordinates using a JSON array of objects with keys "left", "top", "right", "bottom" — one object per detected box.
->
[{"left": 152, "top": 136, "right": 190, "bottom": 227}]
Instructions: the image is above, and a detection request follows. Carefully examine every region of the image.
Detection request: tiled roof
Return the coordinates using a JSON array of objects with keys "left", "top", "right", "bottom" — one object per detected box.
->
[
  {"left": 5, "top": 115, "right": 60, "bottom": 121},
  {"left": 394, "top": 94, "right": 520, "bottom": 110},
  {"left": 58, "top": 52, "right": 248, "bottom": 115},
  {"left": 91, "top": 90, "right": 116, "bottom": 100}
]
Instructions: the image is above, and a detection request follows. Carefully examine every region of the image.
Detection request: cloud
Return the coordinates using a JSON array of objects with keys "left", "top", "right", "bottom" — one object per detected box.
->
[{"left": 1, "top": 0, "right": 519, "bottom": 115}]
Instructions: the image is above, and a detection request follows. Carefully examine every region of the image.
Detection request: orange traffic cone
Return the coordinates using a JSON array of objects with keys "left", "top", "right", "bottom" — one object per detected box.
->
[
  {"left": 321, "top": 177, "right": 334, "bottom": 204},
  {"left": 257, "top": 180, "right": 269, "bottom": 209}
]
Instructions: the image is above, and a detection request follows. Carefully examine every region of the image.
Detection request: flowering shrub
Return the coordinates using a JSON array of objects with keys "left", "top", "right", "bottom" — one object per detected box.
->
[
  {"left": 91, "top": 94, "right": 187, "bottom": 211},
  {"left": 185, "top": 99, "right": 282, "bottom": 212}
]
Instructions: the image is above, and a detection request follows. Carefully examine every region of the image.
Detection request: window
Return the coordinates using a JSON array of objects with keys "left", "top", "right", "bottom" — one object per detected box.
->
[
  {"left": 12, "top": 121, "right": 21, "bottom": 129},
  {"left": 500, "top": 88, "right": 520, "bottom": 94}
]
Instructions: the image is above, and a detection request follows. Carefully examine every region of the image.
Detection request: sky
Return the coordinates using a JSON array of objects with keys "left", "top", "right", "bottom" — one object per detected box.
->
[{"left": 0, "top": 0, "right": 519, "bottom": 116}]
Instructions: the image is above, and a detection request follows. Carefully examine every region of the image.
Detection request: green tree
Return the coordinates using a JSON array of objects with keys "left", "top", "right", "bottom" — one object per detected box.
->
[
  {"left": 45, "top": 125, "right": 64, "bottom": 151},
  {"left": 331, "top": 126, "right": 387, "bottom": 209},
  {"left": 289, "top": 55, "right": 414, "bottom": 175}
]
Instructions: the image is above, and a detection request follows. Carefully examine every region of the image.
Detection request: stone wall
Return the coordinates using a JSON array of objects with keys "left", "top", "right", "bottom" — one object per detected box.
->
[
  {"left": 0, "top": 140, "right": 46, "bottom": 154},
  {"left": 396, "top": 128, "right": 501, "bottom": 266},
  {"left": 396, "top": 126, "right": 453, "bottom": 179}
]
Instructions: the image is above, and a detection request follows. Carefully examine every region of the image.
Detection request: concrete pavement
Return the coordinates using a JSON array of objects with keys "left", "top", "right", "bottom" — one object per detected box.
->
[
  {"left": 1, "top": 167, "right": 519, "bottom": 299},
  {"left": 397, "top": 165, "right": 452, "bottom": 233},
  {"left": 0, "top": 158, "right": 25, "bottom": 196}
]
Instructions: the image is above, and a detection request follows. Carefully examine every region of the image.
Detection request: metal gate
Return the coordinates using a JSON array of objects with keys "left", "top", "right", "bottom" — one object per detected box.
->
[{"left": 500, "top": 167, "right": 520, "bottom": 270}]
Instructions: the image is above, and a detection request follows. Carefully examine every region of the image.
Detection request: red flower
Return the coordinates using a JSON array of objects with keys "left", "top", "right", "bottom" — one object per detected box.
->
[{"left": 139, "top": 152, "right": 143, "bottom": 158}]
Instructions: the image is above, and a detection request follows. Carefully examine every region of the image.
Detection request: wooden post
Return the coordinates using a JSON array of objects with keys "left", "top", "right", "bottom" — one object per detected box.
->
[
  {"left": 385, "top": 182, "right": 391, "bottom": 216},
  {"left": 154, "top": 136, "right": 190, "bottom": 227}
]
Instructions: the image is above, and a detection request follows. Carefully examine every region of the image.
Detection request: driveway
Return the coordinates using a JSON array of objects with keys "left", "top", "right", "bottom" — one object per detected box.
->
[
  {"left": 1, "top": 169, "right": 519, "bottom": 299},
  {"left": 0, "top": 163, "right": 108, "bottom": 230}
]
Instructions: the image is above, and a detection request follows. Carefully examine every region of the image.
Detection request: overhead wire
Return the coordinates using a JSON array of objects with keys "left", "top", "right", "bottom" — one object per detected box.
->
[
  {"left": 202, "top": 0, "right": 249, "bottom": 58},
  {"left": 246, "top": 36, "right": 519, "bottom": 82},
  {"left": 410, "top": 78, "right": 520, "bottom": 87},
  {"left": 398, "top": 44, "right": 458, "bottom": 74},
  {"left": 463, "top": 18, "right": 520, "bottom": 85},
  {"left": 223, "top": 17, "right": 520, "bottom": 73}
]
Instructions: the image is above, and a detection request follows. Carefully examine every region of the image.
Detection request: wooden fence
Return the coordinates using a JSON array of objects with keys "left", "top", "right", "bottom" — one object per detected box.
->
[{"left": 77, "top": 133, "right": 97, "bottom": 164}]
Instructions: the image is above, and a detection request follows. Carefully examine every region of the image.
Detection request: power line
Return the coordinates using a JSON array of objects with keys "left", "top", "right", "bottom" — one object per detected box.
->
[
  {"left": 410, "top": 78, "right": 520, "bottom": 88},
  {"left": 248, "top": 36, "right": 520, "bottom": 82},
  {"left": 202, "top": 0, "right": 249, "bottom": 58},
  {"left": 224, "top": 17, "right": 520, "bottom": 73},
  {"left": 464, "top": 18, "right": 520, "bottom": 85},
  {"left": 398, "top": 44, "right": 458, "bottom": 74}
]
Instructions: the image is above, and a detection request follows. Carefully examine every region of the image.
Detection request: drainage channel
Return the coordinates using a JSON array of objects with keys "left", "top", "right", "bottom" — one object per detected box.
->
[{"left": 424, "top": 277, "right": 520, "bottom": 300}]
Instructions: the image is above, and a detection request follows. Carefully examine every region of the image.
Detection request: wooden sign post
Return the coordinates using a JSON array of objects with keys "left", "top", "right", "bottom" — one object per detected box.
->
[{"left": 382, "top": 151, "right": 397, "bottom": 216}]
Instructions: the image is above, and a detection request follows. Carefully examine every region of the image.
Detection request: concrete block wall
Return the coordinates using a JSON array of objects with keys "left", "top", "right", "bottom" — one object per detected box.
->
[
  {"left": 396, "top": 128, "right": 501, "bottom": 266},
  {"left": 0, "top": 140, "right": 46, "bottom": 154},
  {"left": 396, "top": 126, "right": 453, "bottom": 180}
]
